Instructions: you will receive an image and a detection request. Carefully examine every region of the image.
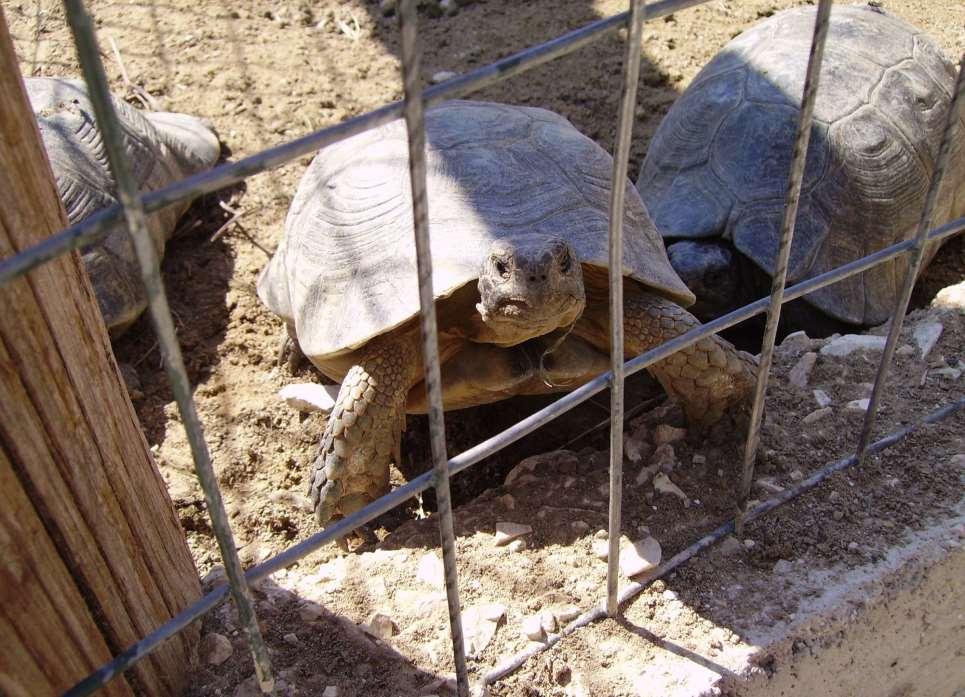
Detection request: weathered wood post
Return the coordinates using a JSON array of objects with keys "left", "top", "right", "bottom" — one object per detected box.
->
[{"left": 0, "top": 8, "right": 202, "bottom": 696}]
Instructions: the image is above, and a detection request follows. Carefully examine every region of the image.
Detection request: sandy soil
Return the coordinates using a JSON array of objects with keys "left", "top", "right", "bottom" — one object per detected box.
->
[{"left": 6, "top": 0, "right": 964, "bottom": 695}]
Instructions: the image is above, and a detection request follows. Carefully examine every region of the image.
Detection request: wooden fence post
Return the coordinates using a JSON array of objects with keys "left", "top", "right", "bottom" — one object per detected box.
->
[{"left": 0, "top": 8, "right": 202, "bottom": 696}]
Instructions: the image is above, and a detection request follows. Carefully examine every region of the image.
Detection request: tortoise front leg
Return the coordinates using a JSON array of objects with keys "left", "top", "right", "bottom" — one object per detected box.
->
[
  {"left": 310, "top": 332, "right": 422, "bottom": 525},
  {"left": 626, "top": 294, "right": 757, "bottom": 426},
  {"left": 579, "top": 293, "right": 757, "bottom": 427}
]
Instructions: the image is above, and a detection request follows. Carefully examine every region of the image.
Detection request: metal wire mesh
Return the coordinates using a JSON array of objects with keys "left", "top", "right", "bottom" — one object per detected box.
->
[{"left": 0, "top": 0, "right": 961, "bottom": 695}]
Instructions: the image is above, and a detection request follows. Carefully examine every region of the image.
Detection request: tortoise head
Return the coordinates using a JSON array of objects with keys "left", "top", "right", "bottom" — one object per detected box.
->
[{"left": 475, "top": 235, "right": 586, "bottom": 347}]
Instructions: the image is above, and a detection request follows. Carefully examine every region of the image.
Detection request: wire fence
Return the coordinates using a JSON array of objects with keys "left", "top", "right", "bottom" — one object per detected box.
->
[{"left": 1, "top": 0, "right": 962, "bottom": 695}]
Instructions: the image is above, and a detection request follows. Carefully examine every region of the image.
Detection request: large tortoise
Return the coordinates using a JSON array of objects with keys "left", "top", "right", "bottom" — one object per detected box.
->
[
  {"left": 636, "top": 5, "right": 965, "bottom": 331},
  {"left": 258, "top": 101, "right": 758, "bottom": 526},
  {"left": 28, "top": 77, "right": 221, "bottom": 335}
]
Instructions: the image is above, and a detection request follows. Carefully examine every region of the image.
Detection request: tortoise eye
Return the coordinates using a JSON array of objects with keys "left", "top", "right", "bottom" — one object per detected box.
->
[
  {"left": 559, "top": 251, "right": 572, "bottom": 273},
  {"left": 494, "top": 259, "right": 509, "bottom": 277}
]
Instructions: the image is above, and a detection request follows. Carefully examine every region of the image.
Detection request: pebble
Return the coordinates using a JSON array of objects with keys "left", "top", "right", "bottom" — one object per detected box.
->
[
  {"left": 847, "top": 541, "right": 859, "bottom": 552},
  {"left": 551, "top": 604, "right": 581, "bottom": 624},
  {"left": 283, "top": 633, "right": 299, "bottom": 647},
  {"left": 540, "top": 609, "right": 558, "bottom": 634},
  {"left": 813, "top": 389, "right": 832, "bottom": 408},
  {"left": 692, "top": 453, "right": 706, "bottom": 466},
  {"left": 494, "top": 521, "right": 532, "bottom": 546},
  {"left": 521, "top": 613, "right": 546, "bottom": 642},
  {"left": 431, "top": 70, "right": 459, "bottom": 84},
  {"left": 912, "top": 320, "right": 943, "bottom": 359},
  {"left": 932, "top": 281, "right": 965, "bottom": 311},
  {"left": 779, "top": 330, "right": 811, "bottom": 354},
  {"left": 278, "top": 382, "right": 338, "bottom": 413},
  {"left": 200, "top": 632, "right": 233, "bottom": 666},
  {"left": 591, "top": 539, "right": 610, "bottom": 560},
  {"left": 653, "top": 424, "right": 686, "bottom": 446},
  {"left": 322, "top": 687, "right": 339, "bottom": 697},
  {"left": 803, "top": 407, "right": 832, "bottom": 424},
  {"left": 594, "top": 529, "right": 608, "bottom": 540},
  {"left": 365, "top": 612, "right": 397, "bottom": 640},
  {"left": 832, "top": 510, "right": 844, "bottom": 521},
  {"left": 819, "top": 334, "right": 886, "bottom": 357},
  {"left": 743, "top": 539, "right": 756, "bottom": 549},
  {"left": 505, "top": 538, "right": 526, "bottom": 553},
  {"left": 417, "top": 553, "right": 445, "bottom": 587},
  {"left": 462, "top": 603, "right": 506, "bottom": 656},
  {"left": 298, "top": 604, "right": 324, "bottom": 623},
  {"left": 773, "top": 559, "right": 793, "bottom": 574},
  {"left": 651, "top": 443, "right": 677, "bottom": 472},
  {"left": 788, "top": 352, "right": 817, "bottom": 388},
  {"left": 846, "top": 398, "right": 870, "bottom": 412},
  {"left": 624, "top": 436, "right": 648, "bottom": 463},
  {"left": 619, "top": 536, "right": 662, "bottom": 578},
  {"left": 653, "top": 472, "right": 688, "bottom": 506},
  {"left": 789, "top": 469, "right": 804, "bottom": 482}
]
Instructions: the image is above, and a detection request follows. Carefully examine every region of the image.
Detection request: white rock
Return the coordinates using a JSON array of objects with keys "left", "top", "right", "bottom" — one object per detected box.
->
[
  {"left": 653, "top": 472, "right": 688, "bottom": 506},
  {"left": 624, "top": 436, "right": 647, "bottom": 463},
  {"left": 932, "top": 281, "right": 965, "bottom": 312},
  {"left": 813, "top": 389, "right": 833, "bottom": 408},
  {"left": 417, "top": 552, "right": 445, "bottom": 587},
  {"left": 283, "top": 633, "right": 299, "bottom": 646},
  {"left": 743, "top": 539, "right": 756, "bottom": 549},
  {"left": 846, "top": 398, "right": 870, "bottom": 412},
  {"left": 200, "top": 632, "right": 233, "bottom": 666},
  {"left": 780, "top": 330, "right": 811, "bottom": 354},
  {"left": 494, "top": 521, "right": 532, "bottom": 546},
  {"left": 619, "top": 536, "right": 662, "bottom": 578},
  {"left": 591, "top": 539, "right": 610, "bottom": 560},
  {"left": 278, "top": 382, "right": 339, "bottom": 413},
  {"left": 506, "top": 538, "right": 526, "bottom": 553},
  {"left": 819, "top": 334, "right": 886, "bottom": 357},
  {"left": 773, "top": 559, "right": 793, "bottom": 574},
  {"left": 803, "top": 407, "right": 832, "bottom": 424},
  {"left": 551, "top": 604, "right": 581, "bottom": 624},
  {"left": 431, "top": 70, "right": 459, "bottom": 84},
  {"left": 653, "top": 424, "right": 686, "bottom": 446},
  {"left": 322, "top": 686, "right": 339, "bottom": 697},
  {"left": 365, "top": 612, "right": 397, "bottom": 641},
  {"left": 789, "top": 469, "right": 803, "bottom": 482},
  {"left": 462, "top": 603, "right": 506, "bottom": 656},
  {"left": 788, "top": 352, "right": 817, "bottom": 388},
  {"left": 540, "top": 609, "right": 558, "bottom": 634},
  {"left": 521, "top": 613, "right": 546, "bottom": 642},
  {"left": 913, "top": 320, "right": 943, "bottom": 359},
  {"left": 651, "top": 443, "right": 676, "bottom": 472}
]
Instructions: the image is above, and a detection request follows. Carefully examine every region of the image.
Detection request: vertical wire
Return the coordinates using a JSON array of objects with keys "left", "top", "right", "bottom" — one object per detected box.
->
[
  {"left": 735, "top": 0, "right": 833, "bottom": 536},
  {"left": 397, "top": 1, "right": 469, "bottom": 695},
  {"left": 855, "top": 56, "right": 965, "bottom": 463},
  {"left": 606, "top": 0, "right": 649, "bottom": 616},
  {"left": 61, "top": 2, "right": 276, "bottom": 693}
]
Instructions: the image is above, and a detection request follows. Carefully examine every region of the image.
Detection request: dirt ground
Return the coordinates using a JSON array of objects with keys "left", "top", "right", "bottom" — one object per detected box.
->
[{"left": 6, "top": 0, "right": 965, "bottom": 695}]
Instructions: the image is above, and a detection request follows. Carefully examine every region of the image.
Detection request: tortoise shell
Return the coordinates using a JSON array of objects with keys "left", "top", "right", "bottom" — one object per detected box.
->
[
  {"left": 258, "top": 100, "right": 694, "bottom": 359},
  {"left": 637, "top": 5, "right": 965, "bottom": 325}
]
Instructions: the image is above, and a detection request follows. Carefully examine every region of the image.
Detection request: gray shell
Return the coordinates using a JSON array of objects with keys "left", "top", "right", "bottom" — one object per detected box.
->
[
  {"left": 258, "top": 101, "right": 693, "bottom": 359},
  {"left": 28, "top": 77, "right": 221, "bottom": 334},
  {"left": 637, "top": 5, "right": 965, "bottom": 325}
]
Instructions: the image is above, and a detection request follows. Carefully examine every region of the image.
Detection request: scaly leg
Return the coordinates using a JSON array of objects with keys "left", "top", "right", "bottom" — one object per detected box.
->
[{"left": 310, "top": 332, "right": 421, "bottom": 525}]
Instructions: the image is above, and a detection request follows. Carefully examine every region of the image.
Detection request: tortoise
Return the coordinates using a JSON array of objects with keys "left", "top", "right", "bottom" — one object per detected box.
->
[
  {"left": 27, "top": 77, "right": 221, "bottom": 335},
  {"left": 636, "top": 5, "right": 965, "bottom": 331},
  {"left": 257, "top": 100, "right": 758, "bottom": 526}
]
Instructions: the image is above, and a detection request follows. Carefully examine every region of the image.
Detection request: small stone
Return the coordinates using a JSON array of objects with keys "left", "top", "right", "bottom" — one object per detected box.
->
[
  {"left": 283, "top": 633, "right": 299, "bottom": 646},
  {"left": 780, "top": 330, "right": 811, "bottom": 354},
  {"left": 788, "top": 352, "right": 817, "bottom": 388},
  {"left": 506, "top": 538, "right": 526, "bottom": 553},
  {"left": 322, "top": 687, "right": 339, "bottom": 697},
  {"left": 365, "top": 612, "right": 397, "bottom": 640},
  {"left": 813, "top": 389, "right": 832, "bottom": 408},
  {"left": 200, "top": 632, "right": 233, "bottom": 666},
  {"left": 820, "top": 334, "right": 886, "bottom": 357},
  {"left": 570, "top": 520, "right": 590, "bottom": 534},
  {"left": 540, "top": 609, "right": 557, "bottom": 634},
  {"left": 773, "top": 559, "right": 793, "bottom": 574},
  {"left": 847, "top": 541, "right": 859, "bottom": 551},
  {"left": 789, "top": 469, "right": 804, "bottom": 482},
  {"left": 950, "top": 454, "right": 965, "bottom": 467},
  {"left": 417, "top": 553, "right": 445, "bottom": 587},
  {"left": 278, "top": 383, "right": 339, "bottom": 413},
  {"left": 650, "top": 443, "right": 677, "bottom": 472},
  {"left": 896, "top": 344, "right": 915, "bottom": 357},
  {"left": 653, "top": 472, "right": 688, "bottom": 506},
  {"left": 494, "top": 521, "right": 532, "bottom": 546},
  {"left": 932, "top": 281, "right": 965, "bottom": 311},
  {"left": 462, "top": 603, "right": 506, "bottom": 656},
  {"left": 594, "top": 529, "right": 608, "bottom": 540},
  {"left": 692, "top": 453, "right": 706, "bottom": 466},
  {"left": 551, "top": 604, "right": 580, "bottom": 624},
  {"left": 521, "top": 613, "right": 546, "bottom": 642},
  {"left": 431, "top": 70, "right": 459, "bottom": 84},
  {"left": 803, "top": 407, "right": 832, "bottom": 424},
  {"left": 619, "top": 537, "right": 662, "bottom": 578},
  {"left": 497, "top": 493, "right": 516, "bottom": 510},
  {"left": 743, "top": 539, "right": 756, "bottom": 549},
  {"left": 833, "top": 510, "right": 844, "bottom": 521},
  {"left": 624, "top": 436, "right": 649, "bottom": 463},
  {"left": 591, "top": 539, "right": 610, "bottom": 560},
  {"left": 653, "top": 424, "right": 687, "bottom": 446},
  {"left": 298, "top": 603, "right": 324, "bottom": 623},
  {"left": 912, "top": 320, "right": 943, "bottom": 359},
  {"left": 846, "top": 398, "right": 870, "bottom": 412},
  {"left": 719, "top": 536, "right": 744, "bottom": 555}
]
